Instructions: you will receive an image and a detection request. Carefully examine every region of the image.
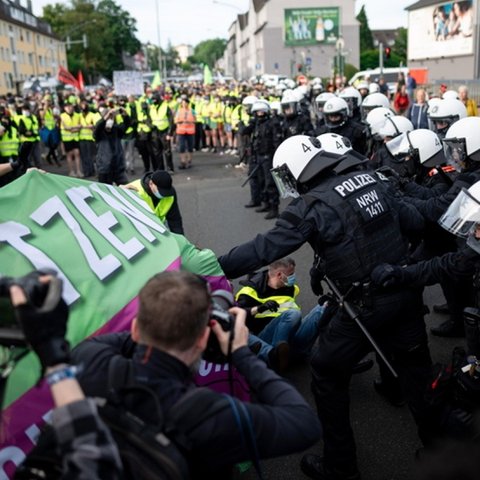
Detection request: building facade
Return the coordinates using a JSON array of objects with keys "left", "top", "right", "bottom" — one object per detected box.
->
[
  {"left": 406, "top": 0, "right": 479, "bottom": 80},
  {"left": 224, "top": 0, "right": 359, "bottom": 80},
  {"left": 0, "top": 0, "right": 67, "bottom": 94},
  {"left": 175, "top": 44, "right": 194, "bottom": 64}
]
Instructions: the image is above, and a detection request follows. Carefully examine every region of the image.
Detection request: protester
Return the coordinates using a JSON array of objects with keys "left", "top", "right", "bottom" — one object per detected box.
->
[
  {"left": 458, "top": 85, "right": 478, "bottom": 117},
  {"left": 175, "top": 95, "right": 196, "bottom": 169},
  {"left": 393, "top": 84, "right": 410, "bottom": 115},
  {"left": 407, "top": 88, "right": 429, "bottom": 129}
]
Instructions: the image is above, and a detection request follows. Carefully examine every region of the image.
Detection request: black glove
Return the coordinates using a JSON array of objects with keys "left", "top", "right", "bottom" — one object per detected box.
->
[
  {"left": 371, "top": 263, "right": 405, "bottom": 288},
  {"left": 257, "top": 300, "right": 279, "bottom": 313},
  {"left": 456, "top": 173, "right": 475, "bottom": 187},
  {"left": 13, "top": 276, "right": 70, "bottom": 371}
]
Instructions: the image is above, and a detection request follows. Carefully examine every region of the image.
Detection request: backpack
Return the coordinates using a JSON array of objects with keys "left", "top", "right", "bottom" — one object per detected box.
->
[{"left": 15, "top": 357, "right": 227, "bottom": 480}]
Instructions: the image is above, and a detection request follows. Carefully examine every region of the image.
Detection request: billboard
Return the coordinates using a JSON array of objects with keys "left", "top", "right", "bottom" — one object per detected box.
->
[
  {"left": 284, "top": 7, "right": 340, "bottom": 46},
  {"left": 408, "top": 0, "right": 474, "bottom": 60}
]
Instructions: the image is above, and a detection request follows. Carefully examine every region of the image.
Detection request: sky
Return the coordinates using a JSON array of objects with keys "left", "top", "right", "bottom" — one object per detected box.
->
[{"left": 32, "top": 0, "right": 413, "bottom": 48}]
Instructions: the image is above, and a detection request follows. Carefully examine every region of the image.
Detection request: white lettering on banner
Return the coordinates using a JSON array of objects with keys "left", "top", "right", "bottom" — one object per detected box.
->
[
  {"left": 356, "top": 190, "right": 379, "bottom": 209},
  {"left": 197, "top": 360, "right": 230, "bottom": 377},
  {"left": 24, "top": 425, "right": 40, "bottom": 446},
  {"left": 66, "top": 186, "right": 145, "bottom": 260},
  {"left": 334, "top": 174, "right": 377, "bottom": 198},
  {"left": 30, "top": 196, "right": 121, "bottom": 281},
  {"left": 0, "top": 222, "right": 80, "bottom": 305},
  {"left": 91, "top": 184, "right": 165, "bottom": 243},
  {"left": 0, "top": 446, "right": 24, "bottom": 479}
]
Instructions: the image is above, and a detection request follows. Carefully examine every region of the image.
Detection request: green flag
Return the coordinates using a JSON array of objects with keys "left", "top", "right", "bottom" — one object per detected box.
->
[
  {"left": 151, "top": 69, "right": 162, "bottom": 88},
  {"left": 203, "top": 64, "right": 213, "bottom": 85}
]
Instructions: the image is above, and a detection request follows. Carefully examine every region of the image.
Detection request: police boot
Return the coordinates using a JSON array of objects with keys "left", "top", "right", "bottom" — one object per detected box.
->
[
  {"left": 264, "top": 207, "right": 279, "bottom": 220},
  {"left": 300, "top": 455, "right": 361, "bottom": 480},
  {"left": 244, "top": 201, "right": 260, "bottom": 208},
  {"left": 255, "top": 202, "right": 270, "bottom": 213},
  {"left": 430, "top": 319, "right": 465, "bottom": 337}
]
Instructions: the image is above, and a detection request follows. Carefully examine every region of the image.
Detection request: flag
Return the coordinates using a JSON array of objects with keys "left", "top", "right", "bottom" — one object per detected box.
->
[
  {"left": 203, "top": 64, "right": 213, "bottom": 85},
  {"left": 77, "top": 70, "right": 85, "bottom": 92},
  {"left": 57, "top": 65, "right": 79, "bottom": 90},
  {"left": 151, "top": 70, "right": 162, "bottom": 89},
  {"left": 0, "top": 171, "right": 246, "bottom": 476}
]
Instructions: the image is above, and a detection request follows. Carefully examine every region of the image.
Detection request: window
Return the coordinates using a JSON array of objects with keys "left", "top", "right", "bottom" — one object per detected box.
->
[
  {"left": 28, "top": 52, "right": 33, "bottom": 65},
  {"left": 5, "top": 48, "right": 10, "bottom": 61},
  {"left": 0, "top": 47, "right": 4, "bottom": 61},
  {"left": 39, "top": 55, "right": 43, "bottom": 66},
  {"left": 26, "top": 31, "right": 30, "bottom": 43}
]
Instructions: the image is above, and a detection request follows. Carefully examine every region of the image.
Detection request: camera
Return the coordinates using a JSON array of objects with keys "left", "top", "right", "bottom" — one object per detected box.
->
[
  {"left": 203, "top": 289, "right": 236, "bottom": 364},
  {"left": 0, "top": 269, "right": 56, "bottom": 346}
]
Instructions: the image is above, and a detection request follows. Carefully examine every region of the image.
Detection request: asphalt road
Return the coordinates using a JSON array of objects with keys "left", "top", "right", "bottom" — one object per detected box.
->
[{"left": 47, "top": 149, "right": 461, "bottom": 480}]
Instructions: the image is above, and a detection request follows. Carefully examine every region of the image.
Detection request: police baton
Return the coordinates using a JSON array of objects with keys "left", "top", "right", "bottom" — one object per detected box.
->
[
  {"left": 323, "top": 275, "right": 398, "bottom": 379},
  {"left": 241, "top": 163, "right": 261, "bottom": 188}
]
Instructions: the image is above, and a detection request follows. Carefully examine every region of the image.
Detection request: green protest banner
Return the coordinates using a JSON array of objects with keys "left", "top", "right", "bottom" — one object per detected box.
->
[
  {"left": 0, "top": 171, "right": 234, "bottom": 477},
  {"left": 284, "top": 7, "right": 340, "bottom": 47}
]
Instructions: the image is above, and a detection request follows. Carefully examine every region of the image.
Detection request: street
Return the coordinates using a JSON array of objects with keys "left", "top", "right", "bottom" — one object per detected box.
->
[{"left": 48, "top": 151, "right": 461, "bottom": 479}]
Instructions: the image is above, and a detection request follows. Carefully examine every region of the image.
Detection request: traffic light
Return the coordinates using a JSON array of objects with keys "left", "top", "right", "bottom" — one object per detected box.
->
[
  {"left": 297, "top": 63, "right": 303, "bottom": 73},
  {"left": 384, "top": 47, "right": 391, "bottom": 60}
]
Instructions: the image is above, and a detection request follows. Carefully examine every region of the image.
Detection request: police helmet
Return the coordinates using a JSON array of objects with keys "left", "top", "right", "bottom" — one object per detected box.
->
[
  {"left": 386, "top": 129, "right": 446, "bottom": 167},
  {"left": 323, "top": 97, "right": 350, "bottom": 128},
  {"left": 271, "top": 135, "right": 343, "bottom": 197},
  {"left": 361, "top": 93, "right": 391, "bottom": 120},
  {"left": 443, "top": 117, "right": 480, "bottom": 172},
  {"left": 251, "top": 99, "right": 271, "bottom": 115},
  {"left": 365, "top": 107, "right": 395, "bottom": 139},
  {"left": 338, "top": 86, "right": 363, "bottom": 113},
  {"left": 315, "top": 92, "right": 335, "bottom": 111},
  {"left": 428, "top": 99, "right": 467, "bottom": 137},
  {"left": 369, "top": 83, "right": 381, "bottom": 94},
  {"left": 281, "top": 90, "right": 299, "bottom": 117},
  {"left": 442, "top": 90, "right": 459, "bottom": 100},
  {"left": 439, "top": 179, "right": 480, "bottom": 253},
  {"left": 378, "top": 115, "right": 414, "bottom": 140},
  {"left": 242, "top": 95, "right": 258, "bottom": 114}
]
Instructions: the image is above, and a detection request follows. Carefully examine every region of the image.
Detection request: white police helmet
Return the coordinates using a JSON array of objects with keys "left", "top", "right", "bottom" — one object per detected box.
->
[
  {"left": 323, "top": 97, "right": 350, "bottom": 128},
  {"left": 443, "top": 117, "right": 480, "bottom": 171},
  {"left": 365, "top": 107, "right": 394, "bottom": 138},
  {"left": 250, "top": 99, "right": 271, "bottom": 114},
  {"left": 378, "top": 115, "right": 414, "bottom": 140},
  {"left": 338, "top": 86, "right": 363, "bottom": 111},
  {"left": 442, "top": 90, "right": 459, "bottom": 100},
  {"left": 361, "top": 93, "right": 391, "bottom": 119},
  {"left": 386, "top": 129, "right": 446, "bottom": 167},
  {"left": 271, "top": 135, "right": 342, "bottom": 197},
  {"left": 428, "top": 99, "right": 467, "bottom": 136},
  {"left": 439, "top": 180, "right": 480, "bottom": 250}
]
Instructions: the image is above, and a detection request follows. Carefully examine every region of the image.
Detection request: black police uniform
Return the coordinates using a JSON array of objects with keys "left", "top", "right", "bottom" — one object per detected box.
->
[
  {"left": 150, "top": 100, "right": 175, "bottom": 172},
  {"left": 316, "top": 119, "right": 367, "bottom": 156},
  {"left": 282, "top": 113, "right": 315, "bottom": 139},
  {"left": 241, "top": 116, "right": 280, "bottom": 215},
  {"left": 403, "top": 169, "right": 480, "bottom": 334},
  {"left": 219, "top": 167, "right": 433, "bottom": 478}
]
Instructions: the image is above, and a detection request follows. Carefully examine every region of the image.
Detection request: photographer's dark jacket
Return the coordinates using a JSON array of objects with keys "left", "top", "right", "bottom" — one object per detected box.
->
[
  {"left": 235, "top": 270, "right": 300, "bottom": 334},
  {"left": 72, "top": 333, "right": 320, "bottom": 479}
]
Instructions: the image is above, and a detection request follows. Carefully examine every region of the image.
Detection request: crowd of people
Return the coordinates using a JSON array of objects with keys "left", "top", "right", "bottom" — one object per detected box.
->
[{"left": 3, "top": 72, "right": 480, "bottom": 480}]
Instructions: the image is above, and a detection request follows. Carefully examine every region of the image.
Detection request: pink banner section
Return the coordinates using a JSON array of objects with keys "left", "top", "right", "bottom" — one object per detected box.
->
[{"left": 0, "top": 257, "right": 248, "bottom": 478}]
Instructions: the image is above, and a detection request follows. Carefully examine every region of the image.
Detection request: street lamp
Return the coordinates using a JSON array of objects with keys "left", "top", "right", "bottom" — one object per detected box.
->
[{"left": 154, "top": 0, "right": 167, "bottom": 80}]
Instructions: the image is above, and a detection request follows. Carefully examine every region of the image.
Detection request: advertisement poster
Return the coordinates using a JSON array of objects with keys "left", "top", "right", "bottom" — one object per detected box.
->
[
  {"left": 284, "top": 7, "right": 340, "bottom": 46},
  {"left": 408, "top": 0, "right": 473, "bottom": 60}
]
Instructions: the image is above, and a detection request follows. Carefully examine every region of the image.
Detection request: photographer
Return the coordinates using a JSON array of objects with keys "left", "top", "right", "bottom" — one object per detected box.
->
[
  {"left": 94, "top": 106, "right": 130, "bottom": 185},
  {"left": 7, "top": 274, "right": 122, "bottom": 479},
  {"left": 72, "top": 271, "right": 321, "bottom": 479}
]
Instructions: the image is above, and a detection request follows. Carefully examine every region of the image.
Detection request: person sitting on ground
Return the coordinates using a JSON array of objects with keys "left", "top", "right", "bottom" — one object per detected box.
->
[
  {"left": 235, "top": 257, "right": 325, "bottom": 372},
  {"left": 123, "top": 169, "right": 184, "bottom": 234}
]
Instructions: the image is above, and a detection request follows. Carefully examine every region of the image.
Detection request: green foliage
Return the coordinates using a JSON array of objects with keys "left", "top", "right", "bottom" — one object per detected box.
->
[
  {"left": 360, "top": 49, "right": 403, "bottom": 70},
  {"left": 41, "top": 0, "right": 140, "bottom": 80},
  {"left": 394, "top": 27, "right": 407, "bottom": 65},
  {"left": 190, "top": 38, "right": 227, "bottom": 68},
  {"left": 344, "top": 63, "right": 358, "bottom": 81},
  {"left": 356, "top": 5, "right": 374, "bottom": 52}
]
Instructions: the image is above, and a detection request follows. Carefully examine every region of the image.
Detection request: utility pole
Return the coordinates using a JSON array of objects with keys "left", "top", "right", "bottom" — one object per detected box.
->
[{"left": 379, "top": 41, "right": 384, "bottom": 77}]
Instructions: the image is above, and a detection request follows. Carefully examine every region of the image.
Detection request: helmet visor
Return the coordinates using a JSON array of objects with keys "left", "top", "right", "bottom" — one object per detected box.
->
[
  {"left": 271, "top": 164, "right": 300, "bottom": 199},
  {"left": 439, "top": 187, "right": 480, "bottom": 237},
  {"left": 385, "top": 132, "right": 410, "bottom": 160},
  {"left": 443, "top": 138, "right": 467, "bottom": 171}
]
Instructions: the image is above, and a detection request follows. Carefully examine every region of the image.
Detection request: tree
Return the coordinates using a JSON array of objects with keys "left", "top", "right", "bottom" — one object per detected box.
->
[
  {"left": 356, "top": 5, "right": 374, "bottom": 52},
  {"left": 41, "top": 0, "right": 141, "bottom": 80},
  {"left": 191, "top": 38, "right": 227, "bottom": 68},
  {"left": 360, "top": 49, "right": 403, "bottom": 70},
  {"left": 394, "top": 27, "right": 408, "bottom": 65}
]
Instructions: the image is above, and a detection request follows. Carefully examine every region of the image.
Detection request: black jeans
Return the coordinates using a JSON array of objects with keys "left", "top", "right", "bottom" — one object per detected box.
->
[
  {"left": 151, "top": 130, "right": 174, "bottom": 171},
  {"left": 310, "top": 287, "right": 432, "bottom": 473}
]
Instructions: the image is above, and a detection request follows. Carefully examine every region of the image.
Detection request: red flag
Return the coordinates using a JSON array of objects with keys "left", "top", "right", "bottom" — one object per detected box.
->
[
  {"left": 57, "top": 65, "right": 79, "bottom": 90},
  {"left": 77, "top": 70, "right": 85, "bottom": 92}
]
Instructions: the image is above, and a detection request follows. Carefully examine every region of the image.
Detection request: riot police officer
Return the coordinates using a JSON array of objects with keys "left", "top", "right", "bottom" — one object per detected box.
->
[
  {"left": 280, "top": 91, "right": 314, "bottom": 139},
  {"left": 316, "top": 97, "right": 368, "bottom": 155},
  {"left": 218, "top": 135, "right": 433, "bottom": 480}
]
